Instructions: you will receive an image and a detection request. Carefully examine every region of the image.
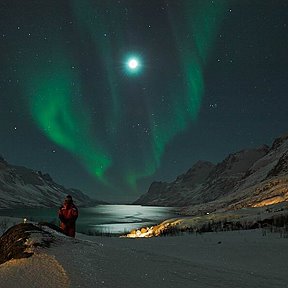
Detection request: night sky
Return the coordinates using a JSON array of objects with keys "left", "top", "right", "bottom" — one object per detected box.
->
[{"left": 0, "top": 0, "right": 287, "bottom": 203}]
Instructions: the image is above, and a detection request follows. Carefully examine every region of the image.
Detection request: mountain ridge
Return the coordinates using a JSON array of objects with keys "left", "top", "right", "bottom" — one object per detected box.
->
[
  {"left": 134, "top": 134, "right": 288, "bottom": 214},
  {"left": 0, "top": 155, "right": 104, "bottom": 208}
]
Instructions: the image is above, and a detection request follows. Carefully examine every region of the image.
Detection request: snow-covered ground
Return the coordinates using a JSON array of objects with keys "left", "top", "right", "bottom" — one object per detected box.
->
[{"left": 0, "top": 217, "right": 287, "bottom": 288}]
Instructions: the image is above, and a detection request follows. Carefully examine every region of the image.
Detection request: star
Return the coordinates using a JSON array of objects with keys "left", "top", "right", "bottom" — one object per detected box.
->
[{"left": 209, "top": 103, "right": 218, "bottom": 109}]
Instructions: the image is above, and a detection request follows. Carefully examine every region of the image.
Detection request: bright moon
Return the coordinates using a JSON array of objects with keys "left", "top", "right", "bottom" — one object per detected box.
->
[{"left": 128, "top": 58, "right": 139, "bottom": 69}]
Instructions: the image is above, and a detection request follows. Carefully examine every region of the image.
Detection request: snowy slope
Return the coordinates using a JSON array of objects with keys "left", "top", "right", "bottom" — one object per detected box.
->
[
  {"left": 0, "top": 220, "right": 287, "bottom": 288},
  {"left": 0, "top": 156, "right": 99, "bottom": 208}
]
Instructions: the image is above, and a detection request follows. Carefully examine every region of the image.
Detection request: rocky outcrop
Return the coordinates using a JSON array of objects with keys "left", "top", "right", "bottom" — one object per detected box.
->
[
  {"left": 0, "top": 223, "right": 55, "bottom": 265},
  {"left": 0, "top": 222, "right": 67, "bottom": 265}
]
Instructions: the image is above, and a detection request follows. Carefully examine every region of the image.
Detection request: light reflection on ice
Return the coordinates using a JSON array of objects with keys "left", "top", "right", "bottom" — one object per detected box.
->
[
  {"left": 0, "top": 205, "right": 178, "bottom": 235},
  {"left": 79, "top": 205, "right": 177, "bottom": 234}
]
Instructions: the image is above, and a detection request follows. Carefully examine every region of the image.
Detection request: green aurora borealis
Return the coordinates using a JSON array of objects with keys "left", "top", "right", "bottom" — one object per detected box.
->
[
  {"left": 4, "top": 1, "right": 227, "bottom": 196},
  {"left": 1, "top": 0, "right": 288, "bottom": 202}
]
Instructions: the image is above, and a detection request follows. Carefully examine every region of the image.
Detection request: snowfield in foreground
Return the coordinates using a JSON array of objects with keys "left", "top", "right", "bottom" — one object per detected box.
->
[{"left": 0, "top": 220, "right": 287, "bottom": 288}]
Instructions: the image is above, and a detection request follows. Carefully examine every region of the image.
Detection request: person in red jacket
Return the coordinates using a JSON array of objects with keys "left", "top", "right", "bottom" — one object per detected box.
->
[{"left": 58, "top": 195, "right": 78, "bottom": 237}]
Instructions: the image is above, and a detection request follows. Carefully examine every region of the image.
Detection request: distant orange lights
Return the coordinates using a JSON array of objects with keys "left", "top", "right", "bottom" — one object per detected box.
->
[{"left": 252, "top": 196, "right": 288, "bottom": 208}]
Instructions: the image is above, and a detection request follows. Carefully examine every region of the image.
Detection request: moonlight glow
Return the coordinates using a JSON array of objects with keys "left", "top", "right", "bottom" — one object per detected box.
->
[
  {"left": 126, "top": 56, "right": 141, "bottom": 74},
  {"left": 128, "top": 58, "right": 138, "bottom": 69}
]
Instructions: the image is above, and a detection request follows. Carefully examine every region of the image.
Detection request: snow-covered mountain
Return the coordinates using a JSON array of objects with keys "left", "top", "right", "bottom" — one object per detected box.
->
[
  {"left": 134, "top": 134, "right": 288, "bottom": 213},
  {"left": 0, "top": 156, "right": 102, "bottom": 208}
]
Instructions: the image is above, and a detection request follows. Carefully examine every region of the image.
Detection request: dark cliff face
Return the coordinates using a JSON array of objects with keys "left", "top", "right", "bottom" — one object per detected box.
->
[
  {"left": 263, "top": 135, "right": 288, "bottom": 179},
  {"left": 0, "top": 156, "right": 8, "bottom": 170},
  {"left": 270, "top": 134, "right": 288, "bottom": 152},
  {"left": 180, "top": 161, "right": 215, "bottom": 184},
  {"left": 133, "top": 181, "right": 169, "bottom": 205},
  {"left": 134, "top": 138, "right": 288, "bottom": 208},
  {"left": 134, "top": 161, "right": 215, "bottom": 206},
  {"left": 266, "top": 151, "right": 288, "bottom": 178}
]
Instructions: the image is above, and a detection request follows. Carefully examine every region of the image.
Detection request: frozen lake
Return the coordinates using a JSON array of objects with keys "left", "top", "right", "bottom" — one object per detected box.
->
[{"left": 0, "top": 205, "right": 178, "bottom": 235}]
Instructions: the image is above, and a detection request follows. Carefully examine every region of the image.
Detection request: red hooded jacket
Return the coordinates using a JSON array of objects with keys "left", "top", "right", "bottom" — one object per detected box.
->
[{"left": 58, "top": 202, "right": 78, "bottom": 237}]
